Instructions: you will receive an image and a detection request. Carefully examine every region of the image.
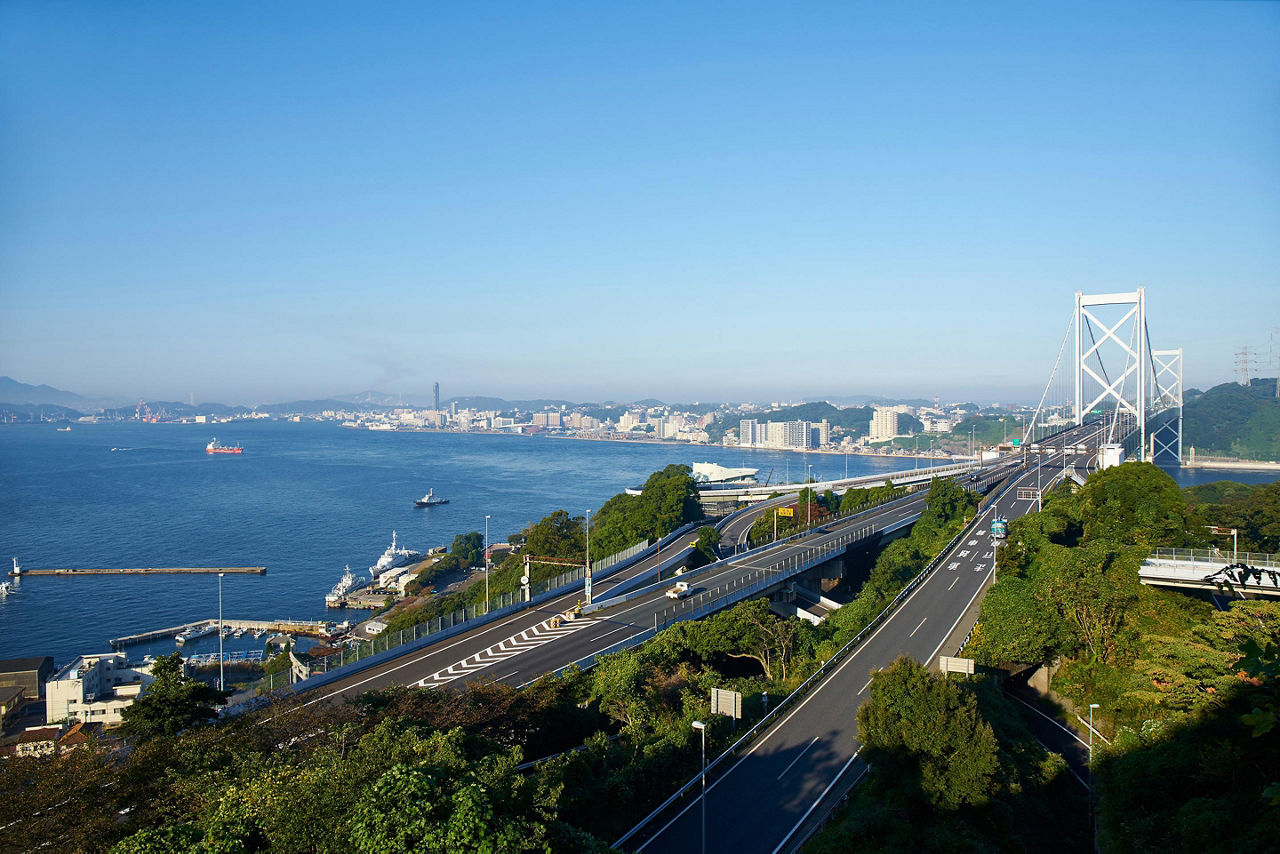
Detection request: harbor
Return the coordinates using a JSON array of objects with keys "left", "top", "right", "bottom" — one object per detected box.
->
[
  {"left": 110, "top": 617, "right": 333, "bottom": 649},
  {"left": 11, "top": 565, "right": 266, "bottom": 577}
]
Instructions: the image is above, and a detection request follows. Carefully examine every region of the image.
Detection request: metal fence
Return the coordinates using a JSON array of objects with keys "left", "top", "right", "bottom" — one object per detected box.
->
[
  {"left": 1151, "top": 547, "right": 1280, "bottom": 568},
  {"left": 236, "top": 537, "right": 657, "bottom": 699}
]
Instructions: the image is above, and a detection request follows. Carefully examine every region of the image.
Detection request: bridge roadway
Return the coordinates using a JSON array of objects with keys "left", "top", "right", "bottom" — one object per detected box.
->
[{"left": 631, "top": 430, "right": 1097, "bottom": 853}]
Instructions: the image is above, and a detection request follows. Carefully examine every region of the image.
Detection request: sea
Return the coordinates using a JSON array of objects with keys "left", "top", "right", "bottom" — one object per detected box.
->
[{"left": 1, "top": 422, "right": 1275, "bottom": 667}]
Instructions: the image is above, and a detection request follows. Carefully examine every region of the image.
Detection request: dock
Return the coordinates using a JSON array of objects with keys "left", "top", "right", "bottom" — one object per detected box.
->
[
  {"left": 11, "top": 566, "right": 266, "bottom": 577},
  {"left": 110, "top": 617, "right": 331, "bottom": 649}
]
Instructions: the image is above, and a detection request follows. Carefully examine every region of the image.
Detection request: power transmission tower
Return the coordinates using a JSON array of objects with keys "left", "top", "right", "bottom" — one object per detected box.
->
[
  {"left": 1271, "top": 329, "right": 1280, "bottom": 399},
  {"left": 1235, "top": 345, "right": 1255, "bottom": 387}
]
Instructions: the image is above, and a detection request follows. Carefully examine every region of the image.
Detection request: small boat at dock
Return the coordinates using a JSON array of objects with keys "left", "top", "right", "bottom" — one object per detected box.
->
[{"left": 176, "top": 624, "right": 218, "bottom": 645}]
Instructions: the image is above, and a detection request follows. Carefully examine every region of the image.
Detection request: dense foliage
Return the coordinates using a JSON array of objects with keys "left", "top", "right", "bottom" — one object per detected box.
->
[
  {"left": 963, "top": 463, "right": 1280, "bottom": 853},
  {"left": 1186, "top": 478, "right": 1280, "bottom": 554},
  {"left": 1184, "top": 377, "right": 1280, "bottom": 460},
  {"left": 588, "top": 464, "right": 702, "bottom": 560},
  {"left": 810, "top": 662, "right": 1085, "bottom": 854}
]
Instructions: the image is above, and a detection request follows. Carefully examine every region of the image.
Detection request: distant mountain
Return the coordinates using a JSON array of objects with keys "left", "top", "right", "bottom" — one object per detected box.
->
[
  {"left": 1184, "top": 378, "right": 1280, "bottom": 460},
  {"left": 257, "top": 399, "right": 383, "bottom": 415},
  {"left": 0, "top": 402, "right": 83, "bottom": 422},
  {"left": 0, "top": 376, "right": 90, "bottom": 407},
  {"left": 445, "top": 396, "right": 578, "bottom": 412},
  {"left": 809, "top": 394, "right": 933, "bottom": 407}
]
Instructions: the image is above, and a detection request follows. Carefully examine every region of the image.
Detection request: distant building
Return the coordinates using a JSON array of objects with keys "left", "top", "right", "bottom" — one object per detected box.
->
[
  {"left": 812, "top": 419, "right": 830, "bottom": 448},
  {"left": 45, "top": 653, "right": 156, "bottom": 727},
  {"left": 920, "top": 416, "right": 952, "bottom": 433},
  {"left": 739, "top": 419, "right": 759, "bottom": 446},
  {"left": 870, "top": 408, "right": 900, "bottom": 442}
]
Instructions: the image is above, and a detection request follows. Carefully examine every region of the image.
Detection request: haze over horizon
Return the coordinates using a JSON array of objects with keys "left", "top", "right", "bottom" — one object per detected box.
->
[{"left": 2, "top": 3, "right": 1277, "bottom": 405}]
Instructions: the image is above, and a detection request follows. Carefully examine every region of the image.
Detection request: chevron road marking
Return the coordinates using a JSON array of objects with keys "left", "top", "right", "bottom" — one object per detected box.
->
[{"left": 414, "top": 616, "right": 598, "bottom": 688}]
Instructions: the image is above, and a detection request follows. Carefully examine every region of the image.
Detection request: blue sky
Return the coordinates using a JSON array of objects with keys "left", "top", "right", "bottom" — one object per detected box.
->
[{"left": 2, "top": 2, "right": 1277, "bottom": 405}]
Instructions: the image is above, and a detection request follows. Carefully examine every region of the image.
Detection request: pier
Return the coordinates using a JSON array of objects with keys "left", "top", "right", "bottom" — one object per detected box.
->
[
  {"left": 11, "top": 566, "right": 266, "bottom": 577},
  {"left": 110, "top": 617, "right": 331, "bottom": 649}
]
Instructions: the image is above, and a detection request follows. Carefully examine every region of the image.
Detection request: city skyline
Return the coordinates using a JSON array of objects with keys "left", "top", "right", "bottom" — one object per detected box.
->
[{"left": 2, "top": 3, "right": 1277, "bottom": 404}]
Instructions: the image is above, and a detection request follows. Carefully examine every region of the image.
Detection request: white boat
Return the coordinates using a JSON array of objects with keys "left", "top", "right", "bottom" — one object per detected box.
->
[
  {"left": 325, "top": 565, "right": 369, "bottom": 606},
  {"left": 371, "top": 531, "right": 423, "bottom": 573},
  {"left": 0, "top": 580, "right": 11, "bottom": 598},
  {"left": 175, "top": 624, "right": 218, "bottom": 645},
  {"left": 414, "top": 489, "right": 449, "bottom": 507}
]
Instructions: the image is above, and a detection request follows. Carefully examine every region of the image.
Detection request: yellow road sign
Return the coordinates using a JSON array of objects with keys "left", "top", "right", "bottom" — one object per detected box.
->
[{"left": 777, "top": 507, "right": 794, "bottom": 517}]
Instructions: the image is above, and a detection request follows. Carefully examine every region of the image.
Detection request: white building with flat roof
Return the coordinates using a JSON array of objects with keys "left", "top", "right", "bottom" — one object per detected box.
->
[
  {"left": 870, "top": 407, "right": 900, "bottom": 442},
  {"left": 46, "top": 653, "right": 156, "bottom": 727}
]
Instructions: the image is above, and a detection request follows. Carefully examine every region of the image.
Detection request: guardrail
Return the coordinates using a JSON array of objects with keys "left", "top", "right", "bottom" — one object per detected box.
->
[
  {"left": 585, "top": 490, "right": 925, "bottom": 616},
  {"left": 228, "top": 533, "right": 684, "bottom": 706},
  {"left": 613, "top": 515, "right": 979, "bottom": 850},
  {"left": 1150, "top": 548, "right": 1280, "bottom": 569}
]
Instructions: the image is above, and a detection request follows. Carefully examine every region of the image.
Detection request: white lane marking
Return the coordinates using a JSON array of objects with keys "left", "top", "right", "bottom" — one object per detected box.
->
[
  {"left": 858, "top": 678, "right": 872, "bottom": 695},
  {"left": 588, "top": 622, "right": 638, "bottom": 644},
  {"left": 909, "top": 617, "right": 927, "bottom": 637},
  {"left": 415, "top": 617, "right": 598, "bottom": 687},
  {"left": 772, "top": 752, "right": 863, "bottom": 854},
  {"left": 948, "top": 561, "right": 960, "bottom": 570},
  {"left": 947, "top": 577, "right": 959, "bottom": 591},
  {"left": 776, "top": 737, "right": 820, "bottom": 780}
]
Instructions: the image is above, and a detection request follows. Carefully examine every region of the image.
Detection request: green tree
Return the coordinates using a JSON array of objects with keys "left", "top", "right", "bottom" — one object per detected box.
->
[
  {"left": 1074, "top": 462, "right": 1195, "bottom": 548},
  {"left": 857, "top": 656, "right": 1000, "bottom": 810},
  {"left": 588, "top": 647, "right": 653, "bottom": 731},
  {"left": 688, "top": 525, "right": 721, "bottom": 569},
  {"left": 1040, "top": 543, "right": 1141, "bottom": 663},
  {"left": 118, "top": 653, "right": 227, "bottom": 742},
  {"left": 523, "top": 510, "right": 585, "bottom": 560}
]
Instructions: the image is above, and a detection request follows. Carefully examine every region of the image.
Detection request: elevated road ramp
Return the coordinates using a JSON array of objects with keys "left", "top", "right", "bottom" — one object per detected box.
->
[{"left": 1140, "top": 549, "right": 1280, "bottom": 598}]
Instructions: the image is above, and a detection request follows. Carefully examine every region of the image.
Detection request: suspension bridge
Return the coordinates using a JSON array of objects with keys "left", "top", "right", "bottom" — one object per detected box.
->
[{"left": 1024, "top": 288, "right": 1182, "bottom": 466}]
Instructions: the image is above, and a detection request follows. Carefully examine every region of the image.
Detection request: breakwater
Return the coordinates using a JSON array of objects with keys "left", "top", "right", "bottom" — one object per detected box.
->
[{"left": 12, "top": 566, "right": 266, "bottom": 577}]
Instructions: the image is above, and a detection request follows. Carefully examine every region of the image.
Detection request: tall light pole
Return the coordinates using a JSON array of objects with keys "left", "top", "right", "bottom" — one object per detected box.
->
[
  {"left": 484, "top": 515, "right": 491, "bottom": 613},
  {"left": 691, "top": 719, "right": 707, "bottom": 854},
  {"left": 1088, "top": 702, "right": 1100, "bottom": 840},
  {"left": 806, "top": 464, "right": 813, "bottom": 531},
  {"left": 217, "top": 572, "right": 225, "bottom": 692},
  {"left": 1037, "top": 451, "right": 1043, "bottom": 512},
  {"left": 584, "top": 509, "right": 592, "bottom": 604}
]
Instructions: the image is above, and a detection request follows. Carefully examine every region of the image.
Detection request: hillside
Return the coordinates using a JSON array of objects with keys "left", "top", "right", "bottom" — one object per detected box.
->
[{"left": 1184, "top": 377, "right": 1280, "bottom": 460}]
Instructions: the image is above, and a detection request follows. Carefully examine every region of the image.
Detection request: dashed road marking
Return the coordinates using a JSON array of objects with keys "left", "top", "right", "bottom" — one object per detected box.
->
[{"left": 414, "top": 616, "right": 598, "bottom": 688}]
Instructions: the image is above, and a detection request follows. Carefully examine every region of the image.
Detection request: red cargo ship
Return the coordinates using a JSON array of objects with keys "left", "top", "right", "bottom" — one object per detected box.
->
[{"left": 205, "top": 437, "right": 243, "bottom": 455}]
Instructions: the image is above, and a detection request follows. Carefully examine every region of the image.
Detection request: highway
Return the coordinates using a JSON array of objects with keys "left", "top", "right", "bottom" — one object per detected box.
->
[
  {"left": 629, "top": 429, "right": 1096, "bottom": 854},
  {"left": 291, "top": 479, "right": 946, "bottom": 707}
]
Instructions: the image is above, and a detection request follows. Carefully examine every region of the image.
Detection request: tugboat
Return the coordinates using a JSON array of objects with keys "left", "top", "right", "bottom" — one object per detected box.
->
[
  {"left": 206, "top": 437, "right": 244, "bottom": 455},
  {"left": 414, "top": 488, "right": 449, "bottom": 507}
]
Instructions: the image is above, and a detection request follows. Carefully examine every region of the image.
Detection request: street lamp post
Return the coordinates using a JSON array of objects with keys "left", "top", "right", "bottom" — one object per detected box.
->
[
  {"left": 691, "top": 720, "right": 707, "bottom": 854},
  {"left": 484, "top": 515, "right": 491, "bottom": 613},
  {"left": 806, "top": 464, "right": 813, "bottom": 531},
  {"left": 1037, "top": 451, "right": 1043, "bottom": 512},
  {"left": 585, "top": 509, "right": 592, "bottom": 605},
  {"left": 1088, "top": 702, "right": 1100, "bottom": 840},
  {"left": 217, "top": 572, "right": 225, "bottom": 692}
]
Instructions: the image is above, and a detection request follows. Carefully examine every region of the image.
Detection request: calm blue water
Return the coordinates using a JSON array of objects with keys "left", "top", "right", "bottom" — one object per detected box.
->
[{"left": 0, "top": 421, "right": 921, "bottom": 665}]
